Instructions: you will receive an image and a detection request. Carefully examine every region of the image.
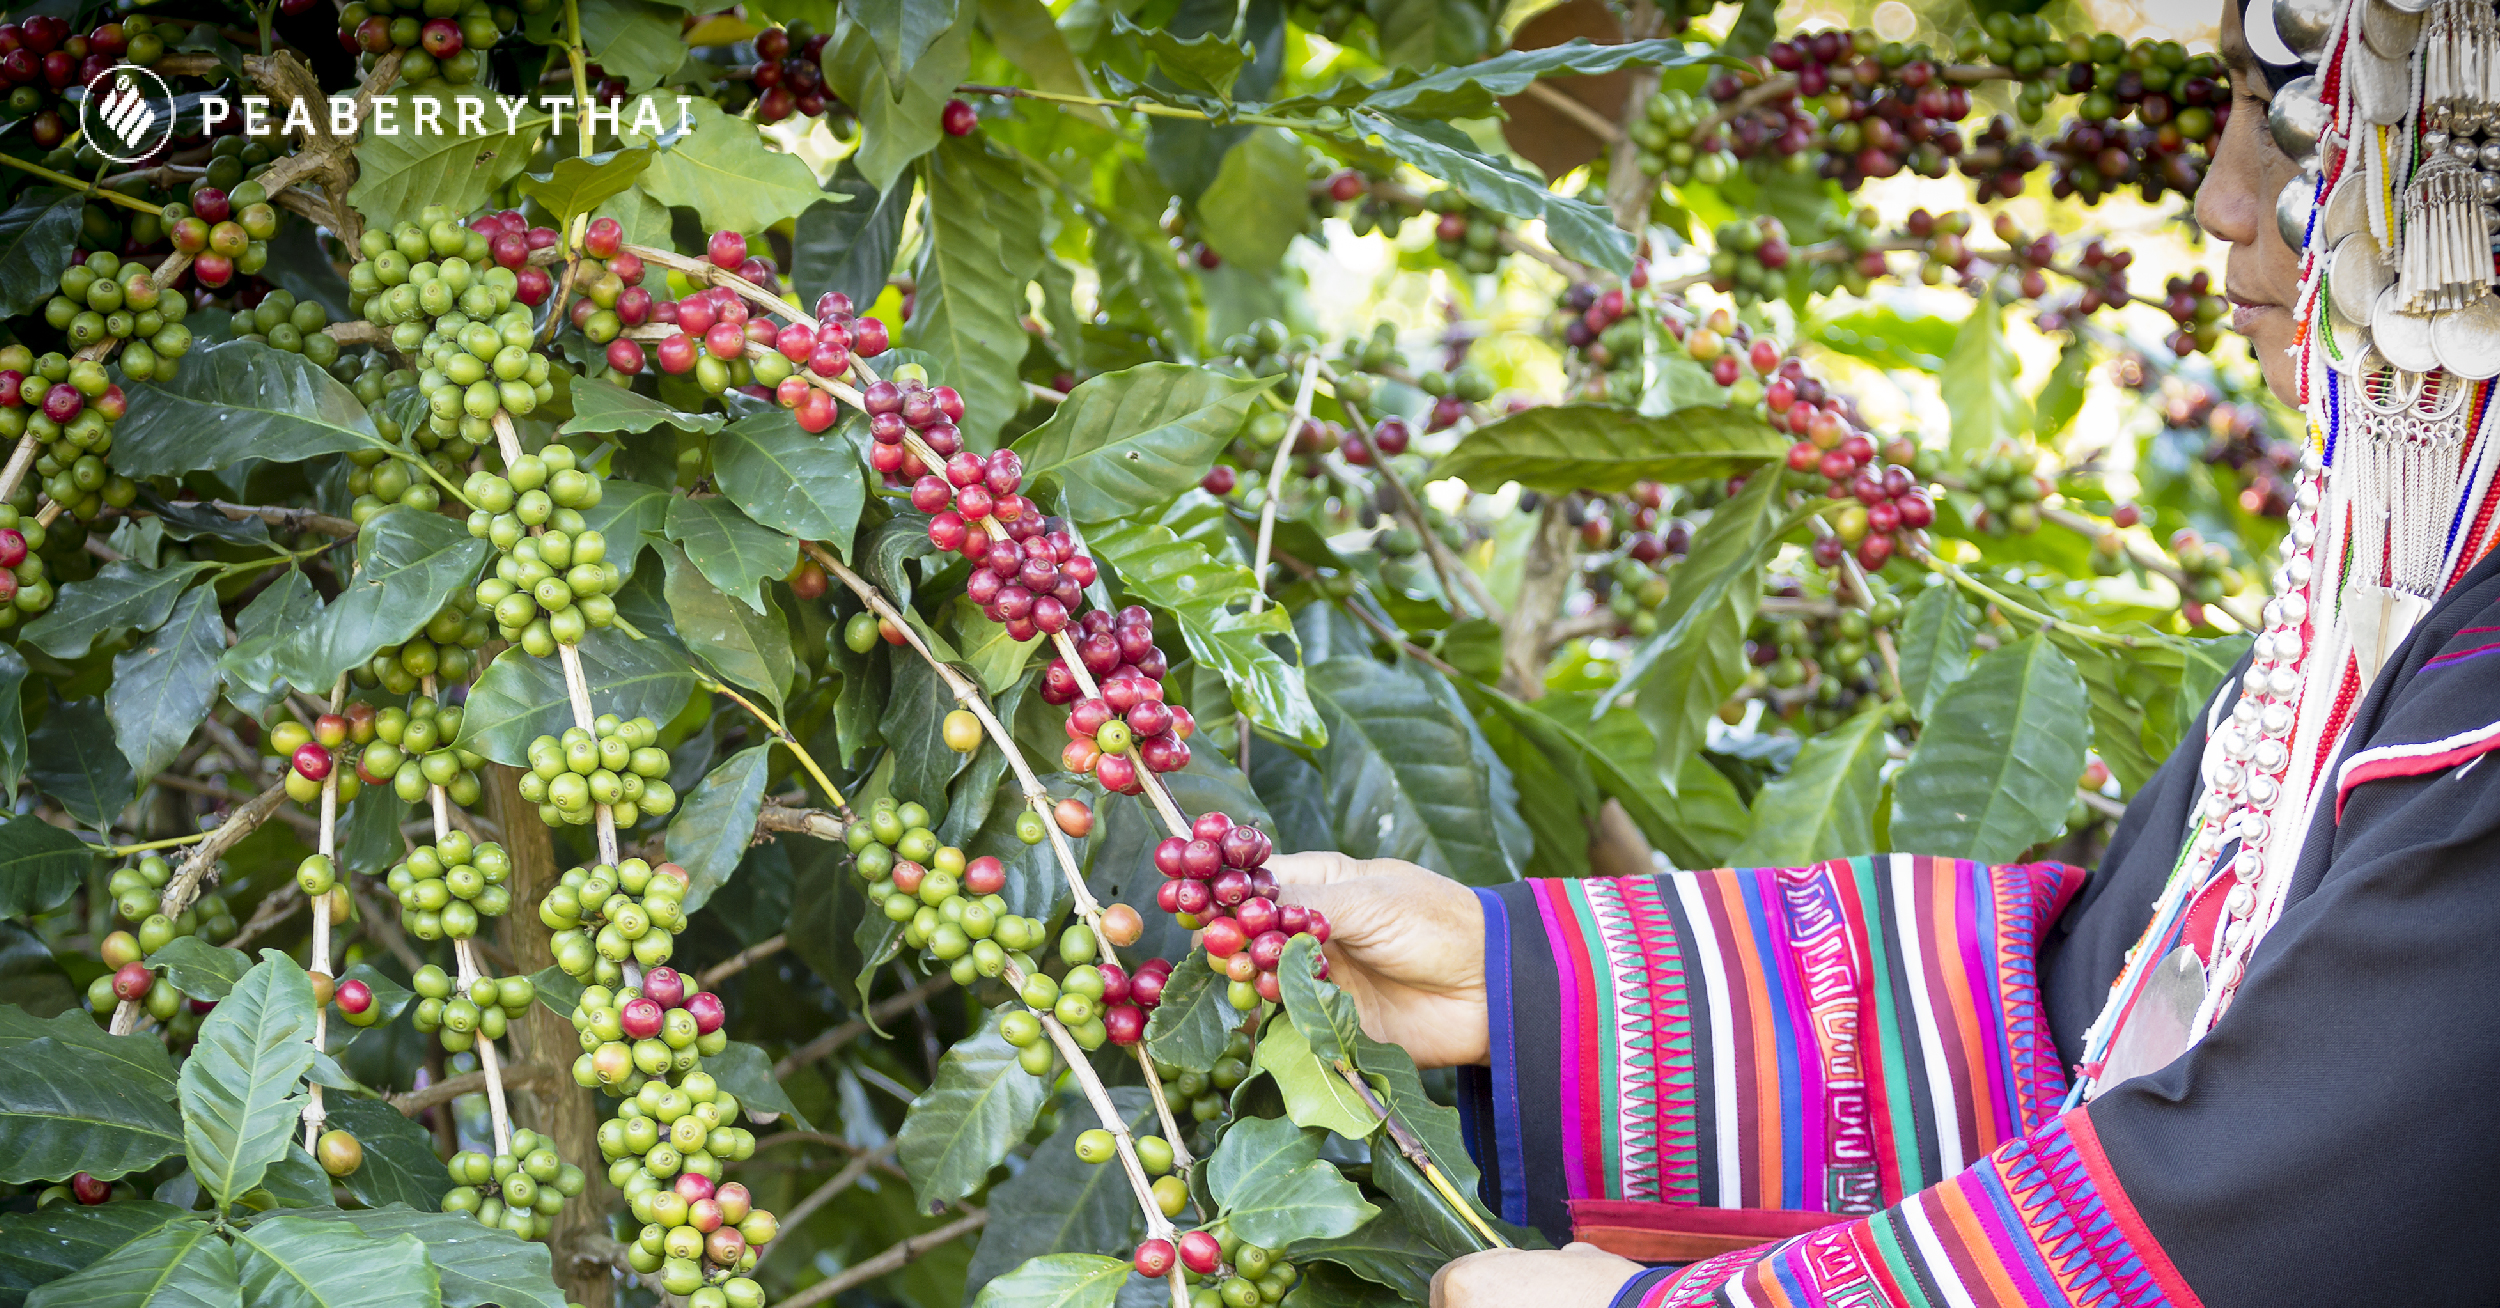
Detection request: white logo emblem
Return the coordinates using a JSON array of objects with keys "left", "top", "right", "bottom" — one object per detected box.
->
[{"left": 78, "top": 64, "right": 173, "bottom": 166}]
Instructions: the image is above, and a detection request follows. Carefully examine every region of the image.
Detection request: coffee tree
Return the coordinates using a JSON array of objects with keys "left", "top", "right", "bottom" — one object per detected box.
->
[{"left": 0, "top": 0, "right": 2272, "bottom": 1303}]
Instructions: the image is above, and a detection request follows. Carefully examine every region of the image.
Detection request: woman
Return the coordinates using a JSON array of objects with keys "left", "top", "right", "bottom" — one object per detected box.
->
[{"left": 1278, "top": 0, "right": 2500, "bottom": 1302}]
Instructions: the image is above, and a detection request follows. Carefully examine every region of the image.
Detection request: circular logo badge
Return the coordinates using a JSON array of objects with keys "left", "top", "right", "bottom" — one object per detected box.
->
[{"left": 78, "top": 63, "right": 174, "bottom": 166}]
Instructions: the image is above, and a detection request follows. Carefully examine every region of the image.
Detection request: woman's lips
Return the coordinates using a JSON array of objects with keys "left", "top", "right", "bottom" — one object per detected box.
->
[{"left": 2230, "top": 300, "right": 2284, "bottom": 335}]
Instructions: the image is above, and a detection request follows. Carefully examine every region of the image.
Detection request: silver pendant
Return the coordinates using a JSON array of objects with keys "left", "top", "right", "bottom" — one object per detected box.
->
[
  {"left": 2373, "top": 285, "right": 2445, "bottom": 371},
  {"left": 2280, "top": 172, "right": 2321, "bottom": 252},
  {"left": 2324, "top": 306, "right": 2375, "bottom": 375},
  {"left": 2333, "top": 234, "right": 2395, "bottom": 322},
  {"left": 2356, "top": 43, "right": 2415, "bottom": 123},
  {"left": 2321, "top": 170, "right": 2371, "bottom": 247},
  {"left": 2270, "top": 73, "right": 2332, "bottom": 162},
  {"left": 2274, "top": 0, "right": 2340, "bottom": 56},
  {"left": 2092, "top": 946, "right": 2208, "bottom": 1097},
  {"left": 2366, "top": 0, "right": 2427, "bottom": 56},
  {"left": 2387, "top": 0, "right": 2434, "bottom": 19},
  {"left": 2432, "top": 293, "right": 2500, "bottom": 377}
]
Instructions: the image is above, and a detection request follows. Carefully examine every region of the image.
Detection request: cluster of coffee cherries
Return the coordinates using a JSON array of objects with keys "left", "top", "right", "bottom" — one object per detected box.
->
[
  {"left": 1745, "top": 585, "right": 1911, "bottom": 729},
  {"left": 1043, "top": 607, "right": 1196, "bottom": 791},
  {"left": 42, "top": 251, "right": 196, "bottom": 379},
  {"left": 844, "top": 797, "right": 1056, "bottom": 982},
  {"left": 912, "top": 448, "right": 1095, "bottom": 640},
  {"left": 442, "top": 1128, "right": 586, "bottom": 1240},
  {"left": 2157, "top": 272, "right": 2229, "bottom": 358},
  {"left": 2165, "top": 528, "right": 2238, "bottom": 612},
  {"left": 221, "top": 285, "right": 335, "bottom": 368},
  {"left": 1133, "top": 1229, "right": 1299, "bottom": 1306},
  {"left": 743, "top": 24, "right": 835, "bottom": 123},
  {"left": 1767, "top": 376, "right": 1935, "bottom": 571},
  {"left": 564, "top": 221, "right": 660, "bottom": 373},
  {"left": 363, "top": 695, "right": 489, "bottom": 805},
  {"left": 0, "top": 501, "right": 54, "bottom": 631},
  {"left": 2039, "top": 113, "right": 2213, "bottom": 205},
  {"left": 0, "top": 16, "right": 170, "bottom": 148},
  {"left": 265, "top": 711, "right": 367, "bottom": 805},
  {"left": 1424, "top": 193, "right": 1512, "bottom": 277},
  {"left": 337, "top": 0, "right": 535, "bottom": 87},
  {"left": 465, "top": 447, "right": 623, "bottom": 654},
  {"left": 407, "top": 964, "right": 535, "bottom": 1053},
  {"left": 611, "top": 1082, "right": 774, "bottom": 1307},
  {"left": 383, "top": 832, "right": 514, "bottom": 943},
  {"left": 994, "top": 916, "right": 1162, "bottom": 1071},
  {"left": 93, "top": 940, "right": 184, "bottom": 1025},
  {"left": 102, "top": 856, "right": 208, "bottom": 936},
  {"left": 1070, "top": 1127, "right": 1185, "bottom": 1215},
  {"left": 518, "top": 715, "right": 677, "bottom": 829},
  {"left": 1151, "top": 812, "right": 1325, "bottom": 1010},
  {"left": 569, "top": 964, "right": 731, "bottom": 1089},
  {"left": 161, "top": 182, "right": 276, "bottom": 292},
  {"left": 1956, "top": 438, "right": 2052, "bottom": 537},
  {"left": 1146, "top": 1030, "right": 1254, "bottom": 1133},
  {"left": 350, "top": 593, "right": 492, "bottom": 693},
  {"left": 350, "top": 208, "right": 555, "bottom": 343},
  {"left": 1628, "top": 87, "right": 1739, "bottom": 187},
  {"left": 541, "top": 857, "right": 692, "bottom": 984},
  {"left": 3, "top": 347, "right": 136, "bottom": 526}
]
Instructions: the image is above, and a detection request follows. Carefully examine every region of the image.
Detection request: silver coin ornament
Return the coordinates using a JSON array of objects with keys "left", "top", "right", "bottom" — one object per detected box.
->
[
  {"left": 2373, "top": 285, "right": 2444, "bottom": 372},
  {"left": 2433, "top": 296, "right": 2500, "bottom": 378},
  {"left": 2272, "top": 0, "right": 2339, "bottom": 56},
  {"left": 2333, "top": 235, "right": 2396, "bottom": 323},
  {"left": 2279, "top": 172, "right": 2320, "bottom": 252},
  {"left": 2270, "top": 74, "right": 2332, "bottom": 161},
  {"left": 2363, "top": 0, "right": 2424, "bottom": 58}
]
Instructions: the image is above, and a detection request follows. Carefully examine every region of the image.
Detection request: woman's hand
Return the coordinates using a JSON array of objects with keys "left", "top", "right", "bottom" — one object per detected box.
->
[
  {"left": 1430, "top": 1243, "right": 1646, "bottom": 1307},
  {"left": 1267, "top": 852, "right": 1489, "bottom": 1068}
]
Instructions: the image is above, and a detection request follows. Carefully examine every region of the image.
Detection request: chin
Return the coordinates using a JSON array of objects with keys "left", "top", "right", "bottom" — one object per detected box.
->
[{"left": 2236, "top": 311, "right": 2299, "bottom": 406}]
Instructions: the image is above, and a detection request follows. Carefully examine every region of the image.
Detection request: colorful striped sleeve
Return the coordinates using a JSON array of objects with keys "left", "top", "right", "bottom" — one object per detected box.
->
[{"left": 1468, "top": 855, "right": 2085, "bottom": 1241}]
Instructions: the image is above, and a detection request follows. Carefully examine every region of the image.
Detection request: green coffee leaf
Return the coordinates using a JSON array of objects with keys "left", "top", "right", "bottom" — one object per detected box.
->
[
  {"left": 1086, "top": 521, "right": 1324, "bottom": 747},
  {"left": 229, "top": 1216, "right": 437, "bottom": 1308},
  {"left": 962, "top": 1088, "right": 1157, "bottom": 1299},
  {"left": 1891, "top": 633, "right": 2090, "bottom": 862},
  {"left": 665, "top": 496, "right": 795, "bottom": 614},
  {"left": 0, "top": 815, "right": 89, "bottom": 922},
  {"left": 515, "top": 148, "right": 652, "bottom": 226},
  {"left": 147, "top": 937, "right": 253, "bottom": 1002},
  {"left": 0, "top": 189, "right": 80, "bottom": 319},
  {"left": 112, "top": 342, "right": 384, "bottom": 479},
  {"left": 23, "top": 562, "right": 215, "bottom": 661},
  {"left": 21, "top": 1216, "right": 233, "bottom": 1308},
  {"left": 0, "top": 1038, "right": 185, "bottom": 1184},
  {"left": 910, "top": 138, "right": 1043, "bottom": 451},
  {"left": 28, "top": 701, "right": 136, "bottom": 832},
  {"left": 896, "top": 1014, "right": 1047, "bottom": 1208},
  {"left": 561, "top": 377, "right": 725, "bottom": 437},
  {"left": 452, "top": 629, "right": 696, "bottom": 766},
  {"left": 660, "top": 543, "right": 794, "bottom": 714},
  {"left": 181, "top": 953, "right": 320, "bottom": 1210},
  {"left": 968, "top": 1253, "right": 1128, "bottom": 1308},
  {"left": 1729, "top": 710, "right": 1891, "bottom": 866},
  {"left": 1304, "top": 657, "right": 1518, "bottom": 885},
  {"left": 322, "top": 1097, "right": 454, "bottom": 1212},
  {"left": 630, "top": 98, "right": 823, "bottom": 235},
  {"left": 346, "top": 93, "right": 551, "bottom": 233},
  {"left": 1208, "top": 1115, "right": 1378, "bottom": 1247},
  {"left": 106, "top": 586, "right": 225, "bottom": 780},
  {"left": 1430, "top": 404, "right": 1787, "bottom": 495},
  {"left": 0, "top": 1009, "right": 176, "bottom": 1099},
  {"left": 274, "top": 508, "right": 489, "bottom": 693},
  {"left": 1940, "top": 290, "right": 2028, "bottom": 456},
  {"left": 279, "top": 1208, "right": 561, "bottom": 1308},
  {"left": 1252, "top": 1017, "right": 1375, "bottom": 1139},
  {"left": 710, "top": 407, "right": 866, "bottom": 553},
  {"left": 0, "top": 1201, "right": 198, "bottom": 1306},
  {"left": 664, "top": 745, "right": 772, "bottom": 912},
  {"left": 1011, "top": 364, "right": 1274, "bottom": 521}
]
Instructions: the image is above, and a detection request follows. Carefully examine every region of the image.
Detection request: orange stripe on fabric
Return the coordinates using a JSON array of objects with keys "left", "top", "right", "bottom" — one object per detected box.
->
[{"left": 1933, "top": 1172, "right": 2034, "bottom": 1308}]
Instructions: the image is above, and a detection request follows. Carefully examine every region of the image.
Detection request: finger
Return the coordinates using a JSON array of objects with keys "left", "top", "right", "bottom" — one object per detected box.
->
[{"left": 1264, "top": 850, "right": 1368, "bottom": 887}]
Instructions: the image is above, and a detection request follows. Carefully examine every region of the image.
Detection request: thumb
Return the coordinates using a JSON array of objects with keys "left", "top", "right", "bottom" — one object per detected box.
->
[{"left": 1265, "top": 850, "right": 1368, "bottom": 889}]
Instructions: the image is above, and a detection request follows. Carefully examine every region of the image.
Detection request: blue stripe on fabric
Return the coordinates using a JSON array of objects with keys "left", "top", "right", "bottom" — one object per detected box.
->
[
  {"left": 1972, "top": 1150, "right": 2076, "bottom": 1304},
  {"left": 1476, "top": 885, "right": 1529, "bottom": 1226}
]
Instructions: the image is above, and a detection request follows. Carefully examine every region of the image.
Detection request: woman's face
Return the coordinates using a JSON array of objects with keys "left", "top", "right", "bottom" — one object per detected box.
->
[{"left": 2194, "top": 0, "right": 2307, "bottom": 406}]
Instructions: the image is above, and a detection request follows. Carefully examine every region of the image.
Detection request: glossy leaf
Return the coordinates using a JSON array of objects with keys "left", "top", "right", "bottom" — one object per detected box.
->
[
  {"left": 1349, "top": 111, "right": 1633, "bottom": 275},
  {"left": 820, "top": 8, "right": 972, "bottom": 194},
  {"left": 514, "top": 148, "right": 651, "bottom": 226},
  {"left": 704, "top": 1039, "right": 812, "bottom": 1129},
  {"left": 228, "top": 1216, "right": 437, "bottom": 1308},
  {"left": 28, "top": 701, "right": 136, "bottom": 831},
  {"left": 1364, "top": 38, "right": 1694, "bottom": 119},
  {"left": 219, "top": 569, "right": 321, "bottom": 720},
  {"left": 879, "top": 656, "right": 971, "bottom": 829},
  {"left": 1207, "top": 1115, "right": 1378, "bottom": 1248},
  {"left": 1891, "top": 634, "right": 2091, "bottom": 862},
  {"left": 1012, "top": 365, "right": 1274, "bottom": 522},
  {"left": 148, "top": 937, "right": 252, "bottom": 1002},
  {"left": 0, "top": 816, "right": 88, "bottom": 921},
  {"left": 1113, "top": 12, "right": 1252, "bottom": 94},
  {"left": 0, "top": 1202, "right": 198, "bottom": 1307},
  {"left": 576, "top": 0, "right": 685, "bottom": 88},
  {"left": 969, "top": 1254, "right": 1128, "bottom": 1308},
  {"left": 1940, "top": 291, "right": 2029, "bottom": 456},
  {"left": 664, "top": 745, "right": 772, "bottom": 912},
  {"left": 21, "top": 1217, "right": 234, "bottom": 1308},
  {"left": 1086, "top": 521, "right": 1324, "bottom": 747},
  {"left": 578, "top": 478, "right": 672, "bottom": 576},
  {"left": 0, "top": 644, "right": 24, "bottom": 794},
  {"left": 1729, "top": 710, "right": 1891, "bottom": 866},
  {"left": 451, "top": 630, "right": 696, "bottom": 765},
  {"left": 1303, "top": 657, "right": 1519, "bottom": 885},
  {"left": 113, "top": 342, "right": 384, "bottom": 479},
  {"left": 1809, "top": 304, "right": 1960, "bottom": 371},
  {"left": 106, "top": 586, "right": 224, "bottom": 780},
  {"left": 0, "top": 1038, "right": 185, "bottom": 1184},
  {"left": 896, "top": 1014, "right": 1048, "bottom": 1208},
  {"left": 181, "top": 954, "right": 319, "bottom": 1210},
  {"left": 1896, "top": 587, "right": 1974, "bottom": 721},
  {"left": 951, "top": 598, "right": 1040, "bottom": 694},
  {"left": 23, "top": 562, "right": 215, "bottom": 661},
  {"left": 1251, "top": 1016, "right": 1375, "bottom": 1139},
  {"left": 1604, "top": 472, "right": 1789, "bottom": 774},
  {"left": 664, "top": 495, "right": 795, "bottom": 613},
  {"left": 859, "top": 0, "right": 961, "bottom": 86},
  {"left": 791, "top": 170, "right": 912, "bottom": 316},
  {"left": 0, "top": 190, "right": 79, "bottom": 319},
  {"left": 290, "top": 1208, "right": 560, "bottom": 1308},
  {"left": 627, "top": 97, "right": 825, "bottom": 234},
  {"left": 910, "top": 138, "right": 1042, "bottom": 451},
  {"left": 560, "top": 377, "right": 725, "bottom": 437},
  {"left": 0, "top": 1009, "right": 177, "bottom": 1098},
  {"left": 661, "top": 544, "right": 794, "bottom": 713},
  {"left": 1142, "top": 946, "right": 1234, "bottom": 1072},
  {"left": 710, "top": 406, "right": 866, "bottom": 552},
  {"left": 346, "top": 93, "right": 550, "bottom": 232},
  {"left": 321, "top": 1098, "right": 452, "bottom": 1212},
  {"left": 1429, "top": 404, "right": 1787, "bottom": 495},
  {"left": 1288, "top": 1203, "right": 1444, "bottom": 1304},
  {"left": 276, "top": 509, "right": 488, "bottom": 692},
  {"left": 962, "top": 1088, "right": 1156, "bottom": 1299}
]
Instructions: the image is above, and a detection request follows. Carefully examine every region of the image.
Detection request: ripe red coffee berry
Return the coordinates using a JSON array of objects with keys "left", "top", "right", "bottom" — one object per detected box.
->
[
  {"left": 336, "top": 979, "right": 373, "bottom": 1014},
  {"left": 1154, "top": 837, "right": 1189, "bottom": 878},
  {"left": 707, "top": 229, "right": 747, "bottom": 270},
  {"left": 642, "top": 966, "right": 687, "bottom": 1008},
  {"left": 940, "top": 98, "right": 977, "bottom": 135},
  {"left": 619, "top": 997, "right": 664, "bottom": 1040},
  {"left": 1201, "top": 916, "right": 1246, "bottom": 957},
  {"left": 1136, "top": 1238, "right": 1176, "bottom": 1278},
  {"left": 71, "top": 1172, "right": 111, "bottom": 1205},
  {"left": 583, "top": 216, "right": 622, "bottom": 257},
  {"left": 852, "top": 316, "right": 890, "bottom": 356},
  {"left": 1104, "top": 1002, "right": 1145, "bottom": 1045},
  {"left": 1193, "top": 811, "right": 1233, "bottom": 842},
  {"left": 684, "top": 991, "right": 726, "bottom": 1034},
  {"left": 963, "top": 856, "right": 1006, "bottom": 896},
  {"left": 1237, "top": 897, "right": 1280, "bottom": 937},
  {"left": 112, "top": 961, "right": 152, "bottom": 1001},
  {"left": 1178, "top": 1231, "right": 1222, "bottom": 1275},
  {"left": 674, "top": 1171, "right": 716, "bottom": 1204},
  {"left": 606, "top": 339, "right": 646, "bottom": 374},
  {"left": 293, "top": 743, "right": 333, "bottom": 781}
]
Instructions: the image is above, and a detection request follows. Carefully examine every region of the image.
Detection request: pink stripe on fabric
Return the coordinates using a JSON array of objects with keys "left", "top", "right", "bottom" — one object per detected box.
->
[{"left": 1530, "top": 879, "right": 1594, "bottom": 1200}]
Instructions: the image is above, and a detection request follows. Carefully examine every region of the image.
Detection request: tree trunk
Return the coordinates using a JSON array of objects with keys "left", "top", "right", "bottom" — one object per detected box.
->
[
  {"left": 1499, "top": 500, "right": 1580, "bottom": 698},
  {"left": 489, "top": 763, "right": 616, "bottom": 1308}
]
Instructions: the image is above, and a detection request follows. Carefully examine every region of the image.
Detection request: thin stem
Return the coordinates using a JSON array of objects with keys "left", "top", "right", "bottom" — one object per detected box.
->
[
  {"left": 697, "top": 934, "right": 787, "bottom": 987},
  {"left": 774, "top": 1210, "right": 989, "bottom": 1308},
  {"left": 301, "top": 675, "right": 348, "bottom": 1153},
  {"left": 1912, "top": 549, "right": 2143, "bottom": 648},
  {"left": 956, "top": 82, "right": 1321, "bottom": 131},
  {"left": 1331, "top": 1060, "right": 1509, "bottom": 1249},
  {"left": 85, "top": 830, "right": 217, "bottom": 855},
  {"left": 0, "top": 154, "right": 165, "bottom": 214},
  {"left": 1322, "top": 362, "right": 1504, "bottom": 623},
  {"left": 1243, "top": 355, "right": 1324, "bottom": 773},
  {"left": 111, "top": 781, "right": 290, "bottom": 1035},
  {"left": 700, "top": 676, "right": 851, "bottom": 816}
]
